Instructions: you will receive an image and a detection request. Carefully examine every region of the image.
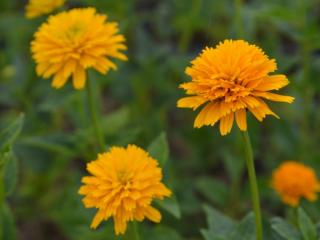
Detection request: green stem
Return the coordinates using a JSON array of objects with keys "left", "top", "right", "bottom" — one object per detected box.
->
[
  {"left": 234, "top": 0, "right": 244, "bottom": 38},
  {"left": 86, "top": 78, "right": 105, "bottom": 152},
  {"left": 124, "top": 221, "right": 141, "bottom": 240},
  {"left": 241, "top": 131, "right": 263, "bottom": 240}
]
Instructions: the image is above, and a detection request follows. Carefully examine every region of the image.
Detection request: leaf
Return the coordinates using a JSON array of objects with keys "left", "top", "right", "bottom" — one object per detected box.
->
[
  {"left": 201, "top": 229, "right": 226, "bottom": 240},
  {"left": 298, "top": 208, "right": 317, "bottom": 240},
  {"left": 0, "top": 113, "right": 24, "bottom": 153},
  {"left": 230, "top": 213, "right": 255, "bottom": 240},
  {"left": 147, "top": 132, "right": 169, "bottom": 167},
  {"left": 222, "top": 150, "right": 244, "bottom": 183},
  {"left": 3, "top": 149, "right": 17, "bottom": 196},
  {"left": 102, "top": 107, "right": 131, "bottom": 135},
  {"left": 271, "top": 217, "right": 301, "bottom": 240},
  {"left": 0, "top": 204, "right": 17, "bottom": 240},
  {"left": 155, "top": 195, "right": 181, "bottom": 219},
  {"left": 201, "top": 204, "right": 235, "bottom": 240},
  {"left": 147, "top": 226, "right": 183, "bottom": 240},
  {"left": 195, "top": 177, "right": 228, "bottom": 206}
]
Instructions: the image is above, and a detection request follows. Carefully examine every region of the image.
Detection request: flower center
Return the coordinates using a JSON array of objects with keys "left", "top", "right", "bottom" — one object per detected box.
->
[
  {"left": 64, "top": 23, "right": 86, "bottom": 40},
  {"left": 117, "top": 170, "right": 132, "bottom": 189},
  {"left": 202, "top": 78, "right": 251, "bottom": 102}
]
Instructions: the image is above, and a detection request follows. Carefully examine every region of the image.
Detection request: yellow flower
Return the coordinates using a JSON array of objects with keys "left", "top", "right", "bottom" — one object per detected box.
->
[
  {"left": 78, "top": 145, "right": 172, "bottom": 235},
  {"left": 31, "top": 8, "right": 127, "bottom": 89},
  {"left": 177, "top": 40, "right": 294, "bottom": 135},
  {"left": 25, "top": 0, "right": 64, "bottom": 19},
  {"left": 271, "top": 161, "right": 320, "bottom": 207}
]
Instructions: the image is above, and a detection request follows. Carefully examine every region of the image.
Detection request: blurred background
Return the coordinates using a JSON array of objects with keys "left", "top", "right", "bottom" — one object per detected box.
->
[{"left": 1, "top": 0, "right": 320, "bottom": 239}]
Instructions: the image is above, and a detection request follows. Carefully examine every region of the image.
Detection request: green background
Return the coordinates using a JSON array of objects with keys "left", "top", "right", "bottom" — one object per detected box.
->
[{"left": 0, "top": 0, "right": 320, "bottom": 239}]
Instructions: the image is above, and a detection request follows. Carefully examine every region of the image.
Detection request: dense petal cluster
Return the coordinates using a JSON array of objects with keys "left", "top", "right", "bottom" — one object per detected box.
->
[
  {"left": 177, "top": 40, "right": 294, "bottom": 135},
  {"left": 31, "top": 8, "right": 127, "bottom": 89},
  {"left": 79, "top": 145, "right": 171, "bottom": 235},
  {"left": 25, "top": 0, "right": 64, "bottom": 19},
  {"left": 272, "top": 161, "right": 320, "bottom": 207}
]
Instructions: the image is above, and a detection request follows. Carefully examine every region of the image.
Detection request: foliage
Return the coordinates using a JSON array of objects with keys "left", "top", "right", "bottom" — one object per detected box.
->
[{"left": 0, "top": 0, "right": 320, "bottom": 239}]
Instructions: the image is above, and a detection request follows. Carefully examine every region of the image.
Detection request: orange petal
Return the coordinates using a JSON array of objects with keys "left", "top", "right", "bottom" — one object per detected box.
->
[
  {"left": 194, "top": 102, "right": 220, "bottom": 128},
  {"left": 73, "top": 66, "right": 86, "bottom": 89},
  {"left": 177, "top": 96, "right": 207, "bottom": 110},
  {"left": 90, "top": 210, "right": 105, "bottom": 229},
  {"left": 253, "top": 92, "right": 294, "bottom": 103},
  {"left": 235, "top": 109, "right": 247, "bottom": 131},
  {"left": 255, "top": 74, "right": 289, "bottom": 91},
  {"left": 219, "top": 112, "right": 234, "bottom": 135},
  {"left": 144, "top": 206, "right": 161, "bottom": 223},
  {"left": 52, "top": 70, "right": 68, "bottom": 88}
]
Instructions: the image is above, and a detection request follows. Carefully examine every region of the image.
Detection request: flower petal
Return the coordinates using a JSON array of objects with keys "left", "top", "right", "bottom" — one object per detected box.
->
[
  {"left": 73, "top": 66, "right": 86, "bottom": 89},
  {"left": 235, "top": 109, "right": 247, "bottom": 131},
  {"left": 177, "top": 96, "right": 207, "bottom": 110},
  {"left": 219, "top": 112, "right": 234, "bottom": 135},
  {"left": 253, "top": 92, "right": 294, "bottom": 103},
  {"left": 255, "top": 74, "right": 289, "bottom": 91}
]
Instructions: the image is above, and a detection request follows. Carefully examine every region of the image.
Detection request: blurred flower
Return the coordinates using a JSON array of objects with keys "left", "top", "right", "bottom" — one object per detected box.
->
[
  {"left": 25, "top": 0, "right": 64, "bottom": 19},
  {"left": 177, "top": 39, "right": 294, "bottom": 135},
  {"left": 78, "top": 145, "right": 171, "bottom": 235},
  {"left": 272, "top": 161, "right": 320, "bottom": 207},
  {"left": 1, "top": 65, "right": 16, "bottom": 79},
  {"left": 31, "top": 8, "right": 127, "bottom": 89}
]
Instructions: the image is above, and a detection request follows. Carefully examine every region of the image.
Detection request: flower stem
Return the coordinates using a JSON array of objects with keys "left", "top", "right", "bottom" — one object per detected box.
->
[
  {"left": 86, "top": 77, "right": 105, "bottom": 151},
  {"left": 124, "top": 221, "right": 141, "bottom": 240},
  {"left": 241, "top": 131, "right": 263, "bottom": 240}
]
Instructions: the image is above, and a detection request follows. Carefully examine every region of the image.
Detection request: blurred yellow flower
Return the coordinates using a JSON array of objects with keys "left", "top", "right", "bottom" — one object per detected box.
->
[
  {"left": 177, "top": 40, "right": 294, "bottom": 135},
  {"left": 31, "top": 8, "right": 127, "bottom": 89},
  {"left": 78, "top": 145, "right": 171, "bottom": 235},
  {"left": 25, "top": 0, "right": 64, "bottom": 19},
  {"left": 272, "top": 161, "right": 320, "bottom": 207}
]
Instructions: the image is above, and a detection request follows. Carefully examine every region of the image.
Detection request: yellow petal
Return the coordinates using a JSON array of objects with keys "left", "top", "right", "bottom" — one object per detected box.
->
[
  {"left": 144, "top": 206, "right": 161, "bottom": 223},
  {"left": 255, "top": 74, "right": 289, "bottom": 91},
  {"left": 90, "top": 210, "right": 105, "bottom": 229},
  {"left": 73, "top": 66, "right": 86, "bottom": 89},
  {"left": 194, "top": 103, "right": 220, "bottom": 128},
  {"left": 114, "top": 217, "right": 128, "bottom": 235},
  {"left": 235, "top": 109, "right": 247, "bottom": 131},
  {"left": 248, "top": 99, "right": 278, "bottom": 121},
  {"left": 219, "top": 112, "right": 234, "bottom": 135},
  {"left": 253, "top": 92, "right": 294, "bottom": 103},
  {"left": 52, "top": 71, "right": 68, "bottom": 88},
  {"left": 177, "top": 96, "right": 207, "bottom": 110}
]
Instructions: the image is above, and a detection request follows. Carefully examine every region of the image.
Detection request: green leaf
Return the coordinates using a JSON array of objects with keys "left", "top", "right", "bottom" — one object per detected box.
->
[
  {"left": 0, "top": 113, "right": 24, "bottom": 153},
  {"left": 0, "top": 151, "right": 10, "bottom": 202},
  {"left": 3, "top": 149, "right": 17, "bottom": 196},
  {"left": 230, "top": 213, "right": 255, "bottom": 240},
  {"left": 201, "top": 204, "right": 235, "bottom": 240},
  {"left": 298, "top": 208, "right": 317, "bottom": 240},
  {"left": 271, "top": 217, "right": 301, "bottom": 240},
  {"left": 0, "top": 204, "right": 17, "bottom": 240},
  {"left": 195, "top": 177, "right": 228, "bottom": 206},
  {"left": 147, "top": 132, "right": 169, "bottom": 167},
  {"left": 147, "top": 226, "right": 183, "bottom": 240},
  {"left": 102, "top": 107, "right": 130, "bottom": 135},
  {"left": 155, "top": 195, "right": 181, "bottom": 219}
]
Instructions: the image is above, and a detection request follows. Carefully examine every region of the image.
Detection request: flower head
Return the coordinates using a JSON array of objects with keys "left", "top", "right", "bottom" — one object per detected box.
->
[
  {"left": 177, "top": 40, "right": 294, "bottom": 135},
  {"left": 271, "top": 161, "right": 320, "bottom": 207},
  {"left": 31, "top": 8, "right": 127, "bottom": 89},
  {"left": 25, "top": 0, "right": 64, "bottom": 19},
  {"left": 78, "top": 145, "right": 171, "bottom": 235}
]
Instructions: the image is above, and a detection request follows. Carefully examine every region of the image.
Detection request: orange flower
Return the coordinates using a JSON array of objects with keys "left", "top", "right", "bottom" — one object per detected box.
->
[
  {"left": 31, "top": 8, "right": 127, "bottom": 89},
  {"left": 79, "top": 145, "right": 171, "bottom": 235},
  {"left": 272, "top": 161, "right": 320, "bottom": 207},
  {"left": 177, "top": 40, "right": 294, "bottom": 135},
  {"left": 25, "top": 0, "right": 64, "bottom": 19}
]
